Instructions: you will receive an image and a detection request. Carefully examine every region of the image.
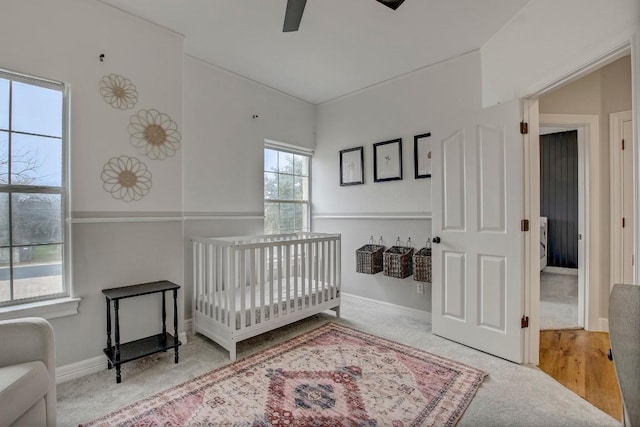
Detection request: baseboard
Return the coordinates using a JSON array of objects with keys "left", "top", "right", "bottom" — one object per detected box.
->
[
  {"left": 184, "top": 318, "right": 193, "bottom": 333},
  {"left": 542, "top": 266, "right": 578, "bottom": 275},
  {"left": 56, "top": 355, "right": 107, "bottom": 384},
  {"left": 56, "top": 330, "right": 189, "bottom": 384},
  {"left": 592, "top": 317, "right": 609, "bottom": 333},
  {"left": 341, "top": 292, "right": 431, "bottom": 322}
]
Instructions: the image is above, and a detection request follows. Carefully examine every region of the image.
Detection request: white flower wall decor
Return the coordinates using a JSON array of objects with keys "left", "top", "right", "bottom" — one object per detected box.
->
[
  {"left": 101, "top": 155, "right": 152, "bottom": 202},
  {"left": 99, "top": 74, "right": 138, "bottom": 110},
  {"left": 129, "top": 109, "right": 181, "bottom": 160}
]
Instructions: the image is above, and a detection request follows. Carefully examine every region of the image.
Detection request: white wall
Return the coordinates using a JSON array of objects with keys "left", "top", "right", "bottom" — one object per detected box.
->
[
  {"left": 481, "top": 0, "right": 640, "bottom": 106},
  {"left": 313, "top": 51, "right": 482, "bottom": 311},
  {"left": 0, "top": 0, "right": 184, "bottom": 365},
  {"left": 181, "top": 56, "right": 316, "bottom": 316}
]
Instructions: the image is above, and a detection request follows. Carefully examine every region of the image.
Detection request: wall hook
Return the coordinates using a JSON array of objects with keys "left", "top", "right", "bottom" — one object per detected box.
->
[
  {"left": 252, "top": 114, "right": 259, "bottom": 119},
  {"left": 99, "top": 54, "right": 105, "bottom": 62}
]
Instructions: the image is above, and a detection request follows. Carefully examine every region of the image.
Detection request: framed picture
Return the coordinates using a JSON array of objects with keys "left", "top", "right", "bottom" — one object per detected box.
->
[
  {"left": 340, "top": 146, "right": 364, "bottom": 186},
  {"left": 414, "top": 132, "right": 432, "bottom": 179},
  {"left": 373, "top": 138, "right": 402, "bottom": 182}
]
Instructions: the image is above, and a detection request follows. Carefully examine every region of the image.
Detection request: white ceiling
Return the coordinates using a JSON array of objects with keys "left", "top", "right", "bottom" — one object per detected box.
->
[{"left": 99, "top": 0, "right": 529, "bottom": 104}]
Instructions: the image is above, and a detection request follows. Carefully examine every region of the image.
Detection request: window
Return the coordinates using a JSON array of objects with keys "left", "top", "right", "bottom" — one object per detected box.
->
[
  {"left": 264, "top": 145, "right": 311, "bottom": 234},
  {"left": 0, "top": 70, "right": 67, "bottom": 306}
]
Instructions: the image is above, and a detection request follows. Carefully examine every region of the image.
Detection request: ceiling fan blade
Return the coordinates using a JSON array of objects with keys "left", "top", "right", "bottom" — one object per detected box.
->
[
  {"left": 283, "top": 0, "right": 307, "bottom": 32},
  {"left": 376, "top": 0, "right": 405, "bottom": 10}
]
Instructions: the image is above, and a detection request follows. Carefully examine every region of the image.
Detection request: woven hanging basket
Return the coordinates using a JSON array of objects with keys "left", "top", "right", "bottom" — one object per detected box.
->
[
  {"left": 356, "top": 242, "right": 385, "bottom": 274},
  {"left": 413, "top": 247, "right": 432, "bottom": 283},
  {"left": 383, "top": 245, "right": 414, "bottom": 279}
]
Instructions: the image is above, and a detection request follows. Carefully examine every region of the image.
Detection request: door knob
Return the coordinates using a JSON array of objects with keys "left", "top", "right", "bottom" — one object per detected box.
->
[{"left": 432, "top": 236, "right": 441, "bottom": 244}]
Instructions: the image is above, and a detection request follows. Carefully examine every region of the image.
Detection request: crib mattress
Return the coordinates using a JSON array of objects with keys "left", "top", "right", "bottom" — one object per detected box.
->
[{"left": 196, "top": 278, "right": 339, "bottom": 330}]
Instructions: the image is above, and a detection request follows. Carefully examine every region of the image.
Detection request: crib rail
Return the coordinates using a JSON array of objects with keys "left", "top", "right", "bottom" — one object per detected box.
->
[{"left": 192, "top": 232, "right": 341, "bottom": 335}]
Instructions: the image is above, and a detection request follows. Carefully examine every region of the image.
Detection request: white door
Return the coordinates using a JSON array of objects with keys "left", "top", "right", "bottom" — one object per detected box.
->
[{"left": 431, "top": 100, "right": 523, "bottom": 363}]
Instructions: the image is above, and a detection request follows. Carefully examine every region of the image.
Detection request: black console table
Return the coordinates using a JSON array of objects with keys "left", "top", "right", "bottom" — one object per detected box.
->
[{"left": 102, "top": 280, "right": 181, "bottom": 383}]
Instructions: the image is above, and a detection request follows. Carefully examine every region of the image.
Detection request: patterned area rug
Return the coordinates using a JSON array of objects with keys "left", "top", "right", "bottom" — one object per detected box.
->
[{"left": 81, "top": 323, "right": 486, "bottom": 426}]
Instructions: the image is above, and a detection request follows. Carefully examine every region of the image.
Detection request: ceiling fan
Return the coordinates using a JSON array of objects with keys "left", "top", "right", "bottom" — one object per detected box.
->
[{"left": 283, "top": 0, "right": 406, "bottom": 32}]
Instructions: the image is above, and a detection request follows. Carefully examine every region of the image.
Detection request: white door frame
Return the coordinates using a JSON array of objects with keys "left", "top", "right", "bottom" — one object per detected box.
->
[
  {"left": 539, "top": 115, "right": 596, "bottom": 331},
  {"left": 610, "top": 110, "right": 635, "bottom": 288},
  {"left": 521, "top": 39, "right": 636, "bottom": 365}
]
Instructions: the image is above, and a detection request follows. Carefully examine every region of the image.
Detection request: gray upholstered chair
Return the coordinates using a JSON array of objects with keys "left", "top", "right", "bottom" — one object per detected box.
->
[{"left": 0, "top": 317, "right": 56, "bottom": 427}]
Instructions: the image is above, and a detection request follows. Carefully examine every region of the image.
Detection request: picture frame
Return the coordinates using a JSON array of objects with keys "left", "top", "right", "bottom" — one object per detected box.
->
[
  {"left": 339, "top": 146, "right": 364, "bottom": 186},
  {"left": 414, "top": 132, "right": 432, "bottom": 179},
  {"left": 373, "top": 138, "right": 402, "bottom": 182}
]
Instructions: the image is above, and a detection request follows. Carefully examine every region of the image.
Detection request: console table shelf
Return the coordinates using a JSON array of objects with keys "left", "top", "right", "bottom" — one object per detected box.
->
[{"left": 102, "top": 280, "right": 181, "bottom": 383}]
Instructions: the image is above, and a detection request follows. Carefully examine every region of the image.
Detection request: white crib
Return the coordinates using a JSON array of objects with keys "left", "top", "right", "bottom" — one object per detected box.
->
[{"left": 192, "top": 232, "right": 341, "bottom": 360}]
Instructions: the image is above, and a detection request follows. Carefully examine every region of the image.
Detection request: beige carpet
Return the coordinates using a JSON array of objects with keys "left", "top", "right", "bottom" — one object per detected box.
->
[
  {"left": 57, "top": 295, "right": 618, "bottom": 427},
  {"left": 540, "top": 271, "right": 580, "bottom": 330}
]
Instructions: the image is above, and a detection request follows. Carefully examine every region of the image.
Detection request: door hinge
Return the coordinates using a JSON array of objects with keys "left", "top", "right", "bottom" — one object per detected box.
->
[
  {"left": 521, "top": 315, "right": 529, "bottom": 329},
  {"left": 520, "top": 121, "right": 529, "bottom": 135},
  {"left": 622, "top": 139, "right": 625, "bottom": 150},
  {"left": 623, "top": 217, "right": 626, "bottom": 228},
  {"left": 521, "top": 219, "right": 530, "bottom": 232}
]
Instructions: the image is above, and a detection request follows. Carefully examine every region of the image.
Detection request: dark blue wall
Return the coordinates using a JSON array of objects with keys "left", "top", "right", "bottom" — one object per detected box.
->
[{"left": 540, "top": 130, "right": 578, "bottom": 269}]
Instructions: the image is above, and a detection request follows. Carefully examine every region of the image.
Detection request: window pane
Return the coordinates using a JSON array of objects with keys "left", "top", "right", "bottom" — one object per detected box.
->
[
  {"left": 294, "top": 204, "right": 303, "bottom": 231},
  {"left": 279, "top": 173, "right": 293, "bottom": 200},
  {"left": 265, "top": 149, "right": 278, "bottom": 172},
  {"left": 11, "top": 82, "right": 63, "bottom": 137},
  {"left": 12, "top": 244, "right": 63, "bottom": 301},
  {"left": 278, "top": 151, "right": 294, "bottom": 173},
  {"left": 0, "top": 247, "right": 10, "bottom": 303},
  {"left": 0, "top": 193, "right": 8, "bottom": 246},
  {"left": 11, "top": 193, "right": 62, "bottom": 245},
  {"left": 294, "top": 176, "right": 309, "bottom": 201},
  {"left": 294, "top": 154, "right": 309, "bottom": 176},
  {"left": 11, "top": 133, "right": 62, "bottom": 186},
  {"left": 0, "top": 79, "right": 8, "bottom": 130},
  {"left": 265, "top": 202, "right": 279, "bottom": 234},
  {"left": 265, "top": 172, "right": 278, "bottom": 199},
  {"left": 0, "top": 131, "right": 7, "bottom": 184},
  {"left": 279, "top": 204, "right": 295, "bottom": 233}
]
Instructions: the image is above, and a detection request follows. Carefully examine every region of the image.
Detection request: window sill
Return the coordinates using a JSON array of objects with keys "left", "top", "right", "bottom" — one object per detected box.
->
[{"left": 0, "top": 297, "right": 81, "bottom": 321}]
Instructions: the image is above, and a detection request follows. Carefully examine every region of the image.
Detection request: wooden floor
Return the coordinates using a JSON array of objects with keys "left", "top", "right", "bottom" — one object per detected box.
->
[{"left": 539, "top": 329, "right": 622, "bottom": 421}]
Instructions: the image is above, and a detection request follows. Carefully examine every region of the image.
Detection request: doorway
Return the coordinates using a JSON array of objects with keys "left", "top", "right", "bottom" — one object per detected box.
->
[
  {"left": 538, "top": 128, "right": 583, "bottom": 330},
  {"left": 523, "top": 47, "right": 634, "bottom": 365}
]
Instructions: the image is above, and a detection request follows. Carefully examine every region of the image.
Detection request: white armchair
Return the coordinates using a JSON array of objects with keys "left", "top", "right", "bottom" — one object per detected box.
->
[{"left": 0, "top": 317, "right": 56, "bottom": 427}]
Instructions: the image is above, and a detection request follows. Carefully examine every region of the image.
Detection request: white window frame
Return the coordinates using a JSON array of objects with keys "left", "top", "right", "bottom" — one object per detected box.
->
[
  {"left": 264, "top": 140, "right": 313, "bottom": 234},
  {"left": 0, "top": 68, "right": 76, "bottom": 318}
]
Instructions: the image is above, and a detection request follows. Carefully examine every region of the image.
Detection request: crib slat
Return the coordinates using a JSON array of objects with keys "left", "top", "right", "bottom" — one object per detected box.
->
[
  {"left": 268, "top": 245, "right": 274, "bottom": 322},
  {"left": 301, "top": 241, "right": 307, "bottom": 309},
  {"left": 204, "top": 244, "right": 210, "bottom": 319},
  {"left": 331, "top": 239, "right": 337, "bottom": 299},
  {"left": 314, "top": 241, "right": 319, "bottom": 306},
  {"left": 228, "top": 246, "right": 235, "bottom": 329},
  {"left": 260, "top": 247, "right": 265, "bottom": 324},
  {"left": 293, "top": 243, "right": 299, "bottom": 312},
  {"left": 193, "top": 242, "right": 200, "bottom": 320},
  {"left": 249, "top": 249, "right": 256, "bottom": 327},
  {"left": 277, "top": 244, "right": 283, "bottom": 318},
  {"left": 239, "top": 249, "right": 246, "bottom": 330},
  {"left": 213, "top": 244, "right": 219, "bottom": 319},
  {"left": 285, "top": 244, "right": 291, "bottom": 315}
]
